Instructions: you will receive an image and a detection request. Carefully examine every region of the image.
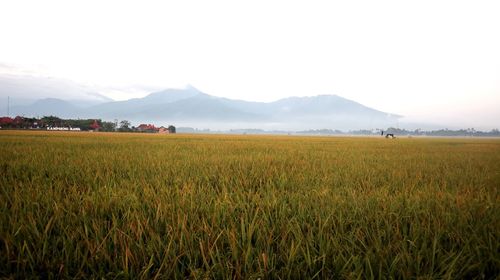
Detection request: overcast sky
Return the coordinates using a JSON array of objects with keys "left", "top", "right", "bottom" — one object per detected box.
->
[{"left": 0, "top": 0, "right": 499, "bottom": 128}]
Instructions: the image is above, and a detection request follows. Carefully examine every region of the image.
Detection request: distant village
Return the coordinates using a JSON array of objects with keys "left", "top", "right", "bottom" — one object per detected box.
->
[
  {"left": 0, "top": 115, "right": 176, "bottom": 133},
  {"left": 1, "top": 115, "right": 499, "bottom": 137}
]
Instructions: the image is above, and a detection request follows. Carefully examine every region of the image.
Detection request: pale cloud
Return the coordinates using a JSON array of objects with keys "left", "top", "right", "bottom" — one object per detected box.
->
[{"left": 0, "top": 0, "right": 499, "bottom": 128}]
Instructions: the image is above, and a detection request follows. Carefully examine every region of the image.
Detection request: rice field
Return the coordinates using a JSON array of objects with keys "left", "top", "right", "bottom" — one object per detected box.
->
[{"left": 0, "top": 131, "right": 499, "bottom": 279}]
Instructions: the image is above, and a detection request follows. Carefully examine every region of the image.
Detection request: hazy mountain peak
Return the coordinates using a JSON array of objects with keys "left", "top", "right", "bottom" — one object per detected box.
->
[
  {"left": 184, "top": 84, "right": 201, "bottom": 92},
  {"left": 143, "top": 86, "right": 205, "bottom": 103},
  {"left": 2, "top": 78, "right": 403, "bottom": 130},
  {"left": 0, "top": 73, "right": 113, "bottom": 108},
  {"left": 278, "top": 94, "right": 341, "bottom": 101},
  {"left": 33, "top": 98, "right": 74, "bottom": 105},
  {"left": 9, "top": 98, "right": 81, "bottom": 118}
]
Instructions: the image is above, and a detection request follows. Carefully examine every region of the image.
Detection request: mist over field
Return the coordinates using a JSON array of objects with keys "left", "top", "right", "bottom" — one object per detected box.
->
[
  {"left": 2, "top": 73, "right": 496, "bottom": 131},
  {"left": 1, "top": 69, "right": 498, "bottom": 131}
]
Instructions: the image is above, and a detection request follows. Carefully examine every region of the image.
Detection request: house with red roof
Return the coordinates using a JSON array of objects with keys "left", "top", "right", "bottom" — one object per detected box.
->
[
  {"left": 137, "top": 124, "right": 158, "bottom": 133},
  {"left": 0, "top": 117, "right": 13, "bottom": 126},
  {"left": 90, "top": 120, "right": 100, "bottom": 131}
]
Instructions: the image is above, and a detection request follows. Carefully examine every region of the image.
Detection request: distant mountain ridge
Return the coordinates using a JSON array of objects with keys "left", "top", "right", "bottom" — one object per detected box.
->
[
  {"left": 2, "top": 81, "right": 401, "bottom": 130},
  {"left": 0, "top": 73, "right": 112, "bottom": 107}
]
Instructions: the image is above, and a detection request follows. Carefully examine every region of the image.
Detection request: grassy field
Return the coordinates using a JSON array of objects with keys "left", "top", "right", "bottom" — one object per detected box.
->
[{"left": 0, "top": 131, "right": 499, "bottom": 279}]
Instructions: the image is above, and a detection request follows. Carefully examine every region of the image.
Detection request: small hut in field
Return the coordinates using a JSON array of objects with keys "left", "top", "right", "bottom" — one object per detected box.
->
[
  {"left": 158, "top": 126, "right": 170, "bottom": 134},
  {"left": 159, "top": 125, "right": 176, "bottom": 134}
]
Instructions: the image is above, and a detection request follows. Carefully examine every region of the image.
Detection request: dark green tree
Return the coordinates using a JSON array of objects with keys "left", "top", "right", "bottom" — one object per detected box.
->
[
  {"left": 101, "top": 121, "right": 117, "bottom": 132},
  {"left": 119, "top": 120, "right": 131, "bottom": 132}
]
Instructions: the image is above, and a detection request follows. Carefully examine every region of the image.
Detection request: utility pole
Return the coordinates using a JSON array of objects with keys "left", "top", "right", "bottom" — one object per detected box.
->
[{"left": 7, "top": 96, "right": 10, "bottom": 117}]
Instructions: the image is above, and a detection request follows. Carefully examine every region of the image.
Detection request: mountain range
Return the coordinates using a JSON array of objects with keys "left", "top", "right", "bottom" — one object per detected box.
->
[{"left": 1, "top": 74, "right": 401, "bottom": 130}]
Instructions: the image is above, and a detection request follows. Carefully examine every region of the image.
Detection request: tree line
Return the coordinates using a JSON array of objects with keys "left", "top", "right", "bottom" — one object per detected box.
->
[
  {"left": 299, "top": 127, "right": 500, "bottom": 137},
  {"left": 0, "top": 116, "right": 135, "bottom": 132}
]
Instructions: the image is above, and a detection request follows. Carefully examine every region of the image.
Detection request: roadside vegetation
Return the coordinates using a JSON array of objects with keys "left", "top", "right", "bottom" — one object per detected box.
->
[{"left": 0, "top": 131, "right": 498, "bottom": 278}]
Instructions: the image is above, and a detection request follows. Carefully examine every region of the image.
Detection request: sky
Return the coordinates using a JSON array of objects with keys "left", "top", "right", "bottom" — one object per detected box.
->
[{"left": 0, "top": 0, "right": 499, "bottom": 129}]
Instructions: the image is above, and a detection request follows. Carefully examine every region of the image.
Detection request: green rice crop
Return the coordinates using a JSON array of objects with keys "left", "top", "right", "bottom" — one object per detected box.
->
[{"left": 0, "top": 131, "right": 499, "bottom": 279}]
